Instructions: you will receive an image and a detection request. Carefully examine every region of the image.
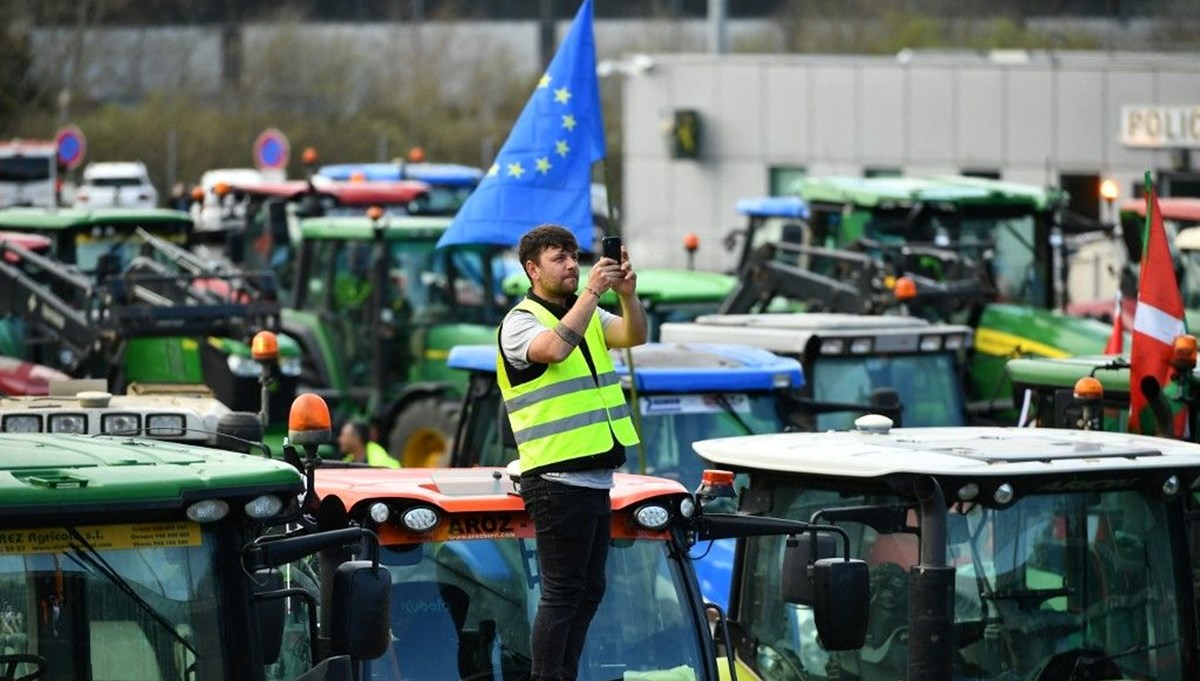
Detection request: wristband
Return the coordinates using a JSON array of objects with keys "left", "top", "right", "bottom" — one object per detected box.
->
[{"left": 583, "top": 286, "right": 600, "bottom": 299}]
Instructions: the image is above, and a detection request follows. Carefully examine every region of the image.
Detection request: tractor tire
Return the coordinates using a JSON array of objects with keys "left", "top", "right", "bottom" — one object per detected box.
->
[{"left": 388, "top": 397, "right": 459, "bottom": 468}]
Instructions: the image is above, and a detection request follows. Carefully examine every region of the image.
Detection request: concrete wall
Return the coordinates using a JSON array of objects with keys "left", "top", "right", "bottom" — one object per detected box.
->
[{"left": 621, "top": 52, "right": 1200, "bottom": 271}]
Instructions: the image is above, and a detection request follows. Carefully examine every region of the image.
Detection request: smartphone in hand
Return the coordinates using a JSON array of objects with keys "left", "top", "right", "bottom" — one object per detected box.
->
[{"left": 602, "top": 236, "right": 622, "bottom": 262}]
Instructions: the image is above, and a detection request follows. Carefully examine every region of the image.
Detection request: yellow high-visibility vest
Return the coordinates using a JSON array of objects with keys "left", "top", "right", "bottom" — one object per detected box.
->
[{"left": 497, "top": 298, "right": 639, "bottom": 473}]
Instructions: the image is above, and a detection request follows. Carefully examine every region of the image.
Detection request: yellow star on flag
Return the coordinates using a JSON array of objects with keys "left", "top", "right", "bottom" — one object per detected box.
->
[
  {"left": 555, "top": 140, "right": 570, "bottom": 157},
  {"left": 507, "top": 162, "right": 525, "bottom": 179},
  {"left": 554, "top": 87, "right": 572, "bottom": 104},
  {"left": 535, "top": 157, "right": 552, "bottom": 174},
  {"left": 538, "top": 74, "right": 551, "bottom": 89},
  {"left": 561, "top": 114, "right": 577, "bottom": 132},
  {"left": 487, "top": 163, "right": 499, "bottom": 177}
]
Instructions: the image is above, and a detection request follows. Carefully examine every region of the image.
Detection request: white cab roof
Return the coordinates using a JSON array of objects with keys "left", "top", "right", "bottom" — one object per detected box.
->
[
  {"left": 693, "top": 427, "right": 1200, "bottom": 478},
  {"left": 661, "top": 313, "right": 971, "bottom": 355}
]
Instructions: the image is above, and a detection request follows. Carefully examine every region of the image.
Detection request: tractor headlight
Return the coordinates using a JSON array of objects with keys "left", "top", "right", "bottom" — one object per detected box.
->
[
  {"left": 146, "top": 414, "right": 186, "bottom": 437},
  {"left": 369, "top": 502, "right": 391, "bottom": 524},
  {"left": 101, "top": 413, "right": 140, "bottom": 435},
  {"left": 186, "top": 499, "right": 230, "bottom": 523},
  {"left": 634, "top": 504, "right": 671, "bottom": 530},
  {"left": 919, "top": 336, "right": 944, "bottom": 352},
  {"left": 226, "top": 354, "right": 261, "bottom": 378},
  {"left": 2, "top": 415, "right": 41, "bottom": 433},
  {"left": 401, "top": 506, "right": 440, "bottom": 533},
  {"left": 48, "top": 414, "right": 86, "bottom": 434},
  {"left": 244, "top": 494, "right": 284, "bottom": 519},
  {"left": 279, "top": 357, "right": 302, "bottom": 377}
]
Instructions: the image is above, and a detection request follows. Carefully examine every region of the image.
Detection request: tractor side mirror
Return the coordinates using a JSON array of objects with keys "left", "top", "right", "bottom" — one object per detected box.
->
[
  {"left": 781, "top": 532, "right": 837, "bottom": 606},
  {"left": 811, "top": 558, "right": 870, "bottom": 651},
  {"left": 252, "top": 570, "right": 285, "bottom": 665},
  {"left": 329, "top": 560, "right": 391, "bottom": 660}
]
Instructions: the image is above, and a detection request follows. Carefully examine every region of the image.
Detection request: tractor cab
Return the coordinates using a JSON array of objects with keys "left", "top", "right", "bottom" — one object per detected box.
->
[
  {"left": 696, "top": 421, "right": 1200, "bottom": 681},
  {"left": 661, "top": 313, "right": 971, "bottom": 428},
  {"left": 284, "top": 213, "right": 519, "bottom": 465}
]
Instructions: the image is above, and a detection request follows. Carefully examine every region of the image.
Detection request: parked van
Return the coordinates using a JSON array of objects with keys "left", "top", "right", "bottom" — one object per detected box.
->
[{"left": 0, "top": 139, "right": 57, "bottom": 208}]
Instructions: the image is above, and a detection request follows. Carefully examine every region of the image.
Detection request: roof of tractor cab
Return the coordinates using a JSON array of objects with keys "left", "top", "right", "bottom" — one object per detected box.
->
[
  {"left": 299, "top": 214, "right": 453, "bottom": 241},
  {"left": 736, "top": 196, "right": 810, "bottom": 219},
  {"left": 314, "top": 467, "right": 686, "bottom": 515},
  {"left": 448, "top": 342, "right": 804, "bottom": 392},
  {"left": 317, "top": 162, "right": 483, "bottom": 187},
  {"left": 1006, "top": 355, "right": 1145, "bottom": 394},
  {"left": 0, "top": 207, "right": 194, "bottom": 230},
  {"left": 0, "top": 390, "right": 232, "bottom": 439},
  {"left": 227, "top": 179, "right": 431, "bottom": 206},
  {"left": 0, "top": 433, "right": 300, "bottom": 514},
  {"left": 502, "top": 267, "right": 735, "bottom": 304},
  {"left": 1120, "top": 197, "right": 1200, "bottom": 222},
  {"left": 694, "top": 426, "right": 1200, "bottom": 478},
  {"left": 798, "top": 175, "right": 1062, "bottom": 210},
  {"left": 661, "top": 313, "right": 971, "bottom": 355}
]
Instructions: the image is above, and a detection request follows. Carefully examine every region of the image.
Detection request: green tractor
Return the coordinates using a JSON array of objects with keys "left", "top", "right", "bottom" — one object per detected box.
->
[
  {"left": 0, "top": 421, "right": 391, "bottom": 681},
  {"left": 281, "top": 213, "right": 518, "bottom": 466},
  {"left": 1005, "top": 340, "right": 1200, "bottom": 439},
  {"left": 0, "top": 208, "right": 301, "bottom": 427},
  {"left": 724, "top": 177, "right": 1113, "bottom": 419}
]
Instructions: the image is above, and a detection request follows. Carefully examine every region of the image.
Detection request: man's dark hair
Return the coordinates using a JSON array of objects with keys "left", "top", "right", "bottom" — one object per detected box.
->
[
  {"left": 346, "top": 418, "right": 371, "bottom": 444},
  {"left": 519, "top": 224, "right": 578, "bottom": 278}
]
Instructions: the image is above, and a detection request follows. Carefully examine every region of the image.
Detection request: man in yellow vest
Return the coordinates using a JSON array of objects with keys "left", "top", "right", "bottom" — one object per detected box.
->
[
  {"left": 498, "top": 224, "right": 646, "bottom": 681},
  {"left": 338, "top": 418, "right": 401, "bottom": 468}
]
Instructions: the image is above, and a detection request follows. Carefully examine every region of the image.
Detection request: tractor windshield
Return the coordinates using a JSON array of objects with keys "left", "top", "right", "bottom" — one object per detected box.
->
[
  {"left": 862, "top": 205, "right": 1042, "bottom": 308},
  {"left": 466, "top": 387, "right": 783, "bottom": 481},
  {"left": 739, "top": 482, "right": 1185, "bottom": 681},
  {"left": 809, "top": 353, "right": 964, "bottom": 429},
  {"left": 0, "top": 522, "right": 230, "bottom": 681},
  {"left": 73, "top": 222, "right": 191, "bottom": 275},
  {"left": 367, "top": 535, "right": 706, "bottom": 681}
]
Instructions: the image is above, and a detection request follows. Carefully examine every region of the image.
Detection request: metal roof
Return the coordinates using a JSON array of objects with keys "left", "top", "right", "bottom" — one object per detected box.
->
[
  {"left": 0, "top": 207, "right": 194, "bottom": 230},
  {"left": 447, "top": 342, "right": 804, "bottom": 391},
  {"left": 0, "top": 433, "right": 300, "bottom": 510},
  {"left": 661, "top": 314, "right": 970, "bottom": 355},
  {"left": 316, "top": 162, "right": 483, "bottom": 187},
  {"left": 693, "top": 426, "right": 1200, "bottom": 478},
  {"left": 798, "top": 175, "right": 1061, "bottom": 210},
  {"left": 735, "top": 196, "right": 810, "bottom": 219},
  {"left": 298, "top": 214, "right": 453, "bottom": 240}
]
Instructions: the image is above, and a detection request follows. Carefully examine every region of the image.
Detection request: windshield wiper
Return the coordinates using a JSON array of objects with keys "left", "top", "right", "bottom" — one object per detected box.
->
[
  {"left": 711, "top": 394, "right": 756, "bottom": 436},
  {"left": 1065, "top": 639, "right": 1180, "bottom": 681},
  {"left": 63, "top": 526, "right": 197, "bottom": 657}
]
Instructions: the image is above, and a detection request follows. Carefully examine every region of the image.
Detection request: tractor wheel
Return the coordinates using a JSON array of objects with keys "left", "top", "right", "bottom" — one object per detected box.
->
[{"left": 388, "top": 397, "right": 458, "bottom": 468}]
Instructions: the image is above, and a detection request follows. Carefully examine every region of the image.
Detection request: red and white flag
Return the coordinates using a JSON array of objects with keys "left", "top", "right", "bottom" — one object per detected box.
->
[
  {"left": 1104, "top": 290, "right": 1123, "bottom": 354},
  {"left": 1129, "top": 175, "right": 1187, "bottom": 434}
]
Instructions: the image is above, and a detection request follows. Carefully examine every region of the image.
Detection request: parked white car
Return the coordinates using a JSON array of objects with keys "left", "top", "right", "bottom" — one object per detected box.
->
[{"left": 75, "top": 161, "right": 159, "bottom": 208}]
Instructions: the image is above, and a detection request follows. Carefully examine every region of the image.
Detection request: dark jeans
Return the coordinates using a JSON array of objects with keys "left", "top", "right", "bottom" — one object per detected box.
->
[{"left": 519, "top": 474, "right": 612, "bottom": 681}]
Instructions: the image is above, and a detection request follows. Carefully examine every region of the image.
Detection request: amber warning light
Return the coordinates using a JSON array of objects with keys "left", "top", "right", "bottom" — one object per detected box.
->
[
  {"left": 695, "top": 469, "right": 736, "bottom": 501},
  {"left": 251, "top": 331, "right": 279, "bottom": 362},
  {"left": 1073, "top": 376, "right": 1103, "bottom": 403},
  {"left": 1171, "top": 334, "right": 1198, "bottom": 372},
  {"left": 288, "top": 393, "right": 332, "bottom": 447}
]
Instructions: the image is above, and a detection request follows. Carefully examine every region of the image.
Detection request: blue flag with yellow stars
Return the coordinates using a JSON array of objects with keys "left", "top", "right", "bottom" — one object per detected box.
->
[{"left": 437, "top": 0, "right": 604, "bottom": 250}]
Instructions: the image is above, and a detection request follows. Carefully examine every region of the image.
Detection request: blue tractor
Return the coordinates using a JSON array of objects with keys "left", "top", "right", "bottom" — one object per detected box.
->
[{"left": 446, "top": 341, "right": 806, "bottom": 610}]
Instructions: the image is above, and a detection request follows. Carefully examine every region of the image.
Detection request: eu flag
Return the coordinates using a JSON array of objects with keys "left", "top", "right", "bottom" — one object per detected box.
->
[{"left": 437, "top": 0, "right": 604, "bottom": 250}]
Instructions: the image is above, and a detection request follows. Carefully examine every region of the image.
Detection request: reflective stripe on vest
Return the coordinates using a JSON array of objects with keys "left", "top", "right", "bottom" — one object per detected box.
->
[{"left": 497, "top": 298, "right": 639, "bottom": 473}]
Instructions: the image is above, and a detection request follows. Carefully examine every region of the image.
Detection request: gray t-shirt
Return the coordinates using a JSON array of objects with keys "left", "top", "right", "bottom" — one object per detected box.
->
[
  {"left": 499, "top": 307, "right": 618, "bottom": 370},
  {"left": 500, "top": 306, "right": 620, "bottom": 489}
]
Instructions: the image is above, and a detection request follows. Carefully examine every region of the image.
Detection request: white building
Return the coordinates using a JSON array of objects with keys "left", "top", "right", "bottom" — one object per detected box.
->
[{"left": 619, "top": 51, "right": 1200, "bottom": 271}]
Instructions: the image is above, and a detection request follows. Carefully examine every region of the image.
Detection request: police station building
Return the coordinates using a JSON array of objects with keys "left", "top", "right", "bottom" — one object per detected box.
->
[{"left": 618, "top": 51, "right": 1200, "bottom": 271}]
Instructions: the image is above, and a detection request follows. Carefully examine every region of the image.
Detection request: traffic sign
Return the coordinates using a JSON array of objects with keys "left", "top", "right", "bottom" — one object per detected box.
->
[
  {"left": 253, "top": 128, "right": 290, "bottom": 171},
  {"left": 55, "top": 125, "right": 87, "bottom": 170}
]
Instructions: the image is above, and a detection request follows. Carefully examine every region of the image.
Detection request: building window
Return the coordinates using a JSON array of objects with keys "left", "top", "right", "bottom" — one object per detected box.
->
[
  {"left": 1059, "top": 173, "right": 1102, "bottom": 223},
  {"left": 961, "top": 168, "right": 1001, "bottom": 179},
  {"left": 863, "top": 167, "right": 902, "bottom": 178},
  {"left": 769, "top": 166, "right": 806, "bottom": 196}
]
